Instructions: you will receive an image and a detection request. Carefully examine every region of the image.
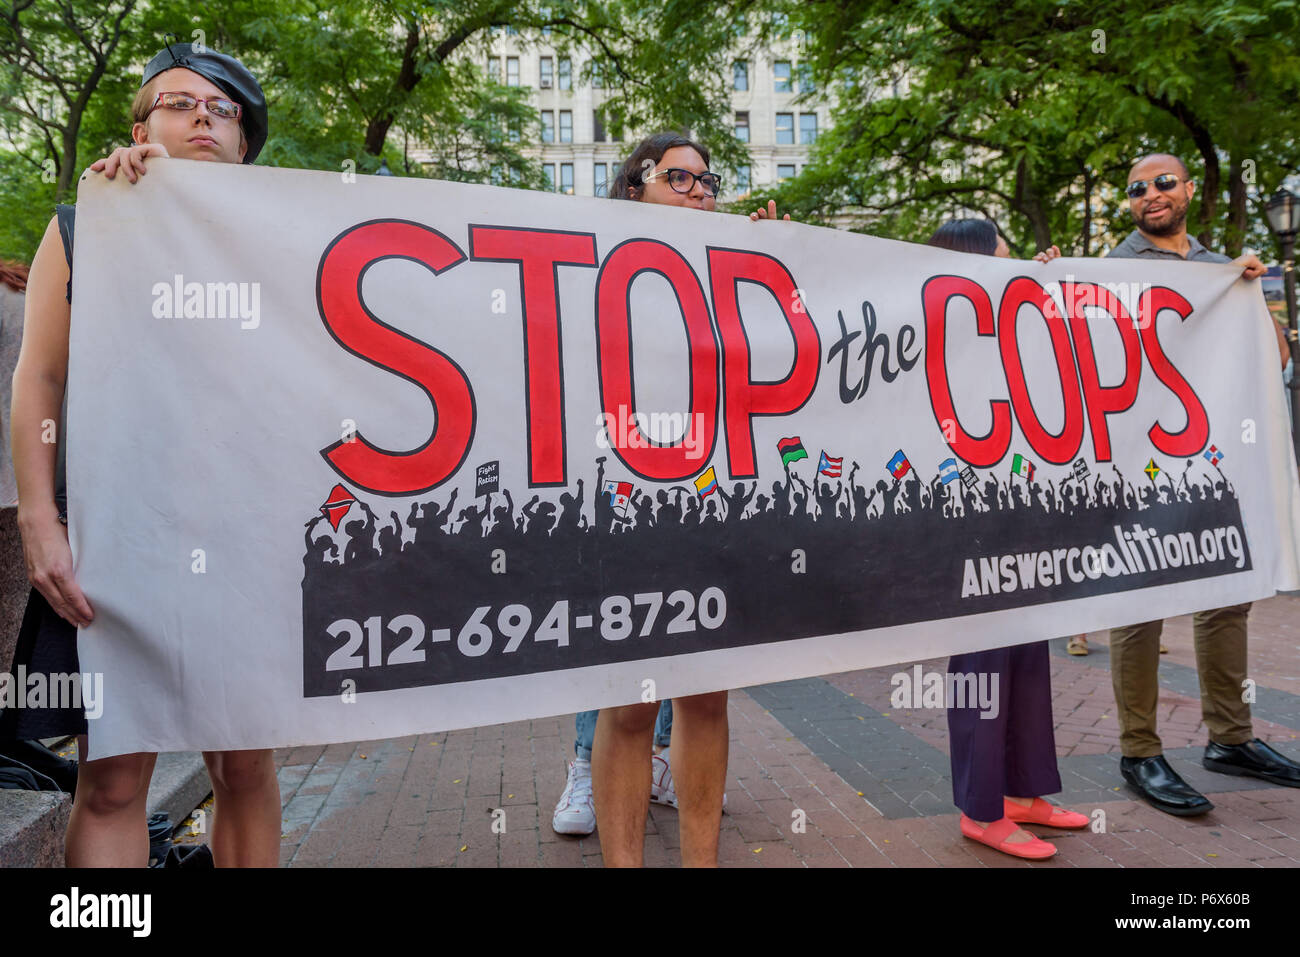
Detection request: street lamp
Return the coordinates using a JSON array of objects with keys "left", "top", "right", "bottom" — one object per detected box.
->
[{"left": 1266, "top": 187, "right": 1300, "bottom": 467}]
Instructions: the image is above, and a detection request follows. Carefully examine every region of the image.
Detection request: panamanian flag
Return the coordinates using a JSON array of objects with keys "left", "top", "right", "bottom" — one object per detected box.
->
[
  {"left": 694, "top": 466, "right": 719, "bottom": 498},
  {"left": 886, "top": 449, "right": 911, "bottom": 480},
  {"left": 1011, "top": 453, "right": 1035, "bottom": 482},
  {"left": 817, "top": 451, "right": 843, "bottom": 478},
  {"left": 602, "top": 480, "right": 633, "bottom": 516},
  {"left": 938, "top": 458, "right": 960, "bottom": 485},
  {"left": 1204, "top": 445, "right": 1224, "bottom": 466}
]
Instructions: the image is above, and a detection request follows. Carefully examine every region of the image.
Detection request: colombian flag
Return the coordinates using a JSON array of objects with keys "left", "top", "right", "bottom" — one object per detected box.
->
[{"left": 694, "top": 466, "right": 719, "bottom": 498}]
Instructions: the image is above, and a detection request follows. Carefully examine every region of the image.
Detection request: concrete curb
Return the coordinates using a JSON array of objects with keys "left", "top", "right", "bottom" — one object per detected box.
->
[
  {"left": 0, "top": 751, "right": 210, "bottom": 867},
  {"left": 0, "top": 789, "right": 70, "bottom": 867}
]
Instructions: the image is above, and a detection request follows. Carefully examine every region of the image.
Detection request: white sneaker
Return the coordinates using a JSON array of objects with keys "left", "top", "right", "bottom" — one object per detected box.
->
[
  {"left": 650, "top": 749, "right": 678, "bottom": 807},
  {"left": 552, "top": 758, "right": 596, "bottom": 835},
  {"left": 651, "top": 748, "right": 727, "bottom": 811}
]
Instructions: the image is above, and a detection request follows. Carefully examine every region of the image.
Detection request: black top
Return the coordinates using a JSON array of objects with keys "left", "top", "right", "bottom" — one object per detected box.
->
[{"left": 53, "top": 204, "right": 73, "bottom": 520}]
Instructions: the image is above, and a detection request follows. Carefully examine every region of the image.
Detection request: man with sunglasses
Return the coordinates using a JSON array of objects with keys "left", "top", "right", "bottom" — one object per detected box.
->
[{"left": 1106, "top": 153, "right": 1300, "bottom": 818}]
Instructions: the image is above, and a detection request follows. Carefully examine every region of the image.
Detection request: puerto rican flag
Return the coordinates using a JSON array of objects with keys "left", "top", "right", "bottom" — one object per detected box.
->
[{"left": 817, "top": 451, "right": 843, "bottom": 478}]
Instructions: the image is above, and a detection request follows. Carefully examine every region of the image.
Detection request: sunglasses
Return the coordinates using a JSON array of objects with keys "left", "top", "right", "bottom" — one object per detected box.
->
[
  {"left": 644, "top": 167, "right": 722, "bottom": 197},
  {"left": 145, "top": 91, "right": 242, "bottom": 121},
  {"left": 1125, "top": 173, "right": 1183, "bottom": 200}
]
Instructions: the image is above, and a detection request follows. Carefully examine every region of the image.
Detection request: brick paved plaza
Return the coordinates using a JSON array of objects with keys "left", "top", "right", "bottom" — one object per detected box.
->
[{"left": 188, "top": 594, "right": 1300, "bottom": 867}]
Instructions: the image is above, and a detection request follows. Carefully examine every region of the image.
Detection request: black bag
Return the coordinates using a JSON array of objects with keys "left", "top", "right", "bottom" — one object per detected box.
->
[
  {"left": 163, "top": 844, "right": 214, "bottom": 869},
  {"left": 0, "top": 766, "right": 40, "bottom": 790},
  {"left": 0, "top": 739, "right": 77, "bottom": 794},
  {"left": 148, "top": 812, "right": 173, "bottom": 867},
  {"left": 0, "top": 752, "right": 57, "bottom": 790}
]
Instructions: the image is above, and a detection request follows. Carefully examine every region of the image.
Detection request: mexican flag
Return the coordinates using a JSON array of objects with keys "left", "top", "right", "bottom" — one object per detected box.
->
[{"left": 1011, "top": 453, "right": 1035, "bottom": 482}]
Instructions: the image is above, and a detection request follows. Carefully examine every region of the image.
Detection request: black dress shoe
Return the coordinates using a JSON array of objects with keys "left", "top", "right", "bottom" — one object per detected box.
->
[
  {"left": 1120, "top": 755, "right": 1214, "bottom": 816},
  {"left": 1204, "top": 739, "right": 1300, "bottom": 787}
]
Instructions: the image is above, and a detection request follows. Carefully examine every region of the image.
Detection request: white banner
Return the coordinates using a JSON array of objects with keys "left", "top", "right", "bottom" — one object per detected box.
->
[{"left": 67, "top": 160, "right": 1300, "bottom": 758}]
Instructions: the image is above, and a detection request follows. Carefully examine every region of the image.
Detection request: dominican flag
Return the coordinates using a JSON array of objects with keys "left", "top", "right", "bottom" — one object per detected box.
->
[
  {"left": 938, "top": 458, "right": 960, "bottom": 485},
  {"left": 817, "top": 451, "right": 843, "bottom": 478},
  {"left": 886, "top": 449, "right": 911, "bottom": 480},
  {"left": 778, "top": 436, "right": 808, "bottom": 467},
  {"left": 1204, "top": 445, "right": 1224, "bottom": 466},
  {"left": 694, "top": 466, "right": 719, "bottom": 498},
  {"left": 602, "top": 480, "right": 633, "bottom": 516},
  {"left": 1011, "top": 453, "right": 1035, "bottom": 482}
]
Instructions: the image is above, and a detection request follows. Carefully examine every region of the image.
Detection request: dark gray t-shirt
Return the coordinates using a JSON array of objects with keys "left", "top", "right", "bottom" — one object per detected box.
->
[{"left": 1107, "top": 229, "right": 1231, "bottom": 264}]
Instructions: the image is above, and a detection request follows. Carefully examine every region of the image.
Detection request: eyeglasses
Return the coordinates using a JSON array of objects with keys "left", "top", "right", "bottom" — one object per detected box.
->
[
  {"left": 643, "top": 167, "right": 722, "bottom": 197},
  {"left": 145, "top": 91, "right": 242, "bottom": 121},
  {"left": 1125, "top": 173, "right": 1183, "bottom": 200}
]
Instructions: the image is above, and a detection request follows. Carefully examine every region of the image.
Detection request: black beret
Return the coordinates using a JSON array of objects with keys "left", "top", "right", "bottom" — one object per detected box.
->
[{"left": 141, "top": 42, "right": 267, "bottom": 164}]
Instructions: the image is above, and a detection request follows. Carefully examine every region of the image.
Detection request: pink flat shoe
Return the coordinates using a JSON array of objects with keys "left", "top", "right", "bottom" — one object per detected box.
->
[
  {"left": 1004, "top": 797, "right": 1090, "bottom": 829},
  {"left": 960, "top": 815, "right": 1057, "bottom": 860}
]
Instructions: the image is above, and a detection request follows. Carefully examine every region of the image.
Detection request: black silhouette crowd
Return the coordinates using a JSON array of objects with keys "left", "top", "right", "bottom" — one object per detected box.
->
[{"left": 305, "top": 456, "right": 1241, "bottom": 568}]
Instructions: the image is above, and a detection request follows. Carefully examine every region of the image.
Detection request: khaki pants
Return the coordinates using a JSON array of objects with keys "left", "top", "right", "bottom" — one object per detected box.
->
[{"left": 1109, "top": 603, "right": 1254, "bottom": 757}]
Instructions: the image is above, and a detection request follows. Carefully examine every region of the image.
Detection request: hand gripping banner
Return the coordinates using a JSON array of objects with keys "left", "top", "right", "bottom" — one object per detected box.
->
[{"left": 66, "top": 161, "right": 1300, "bottom": 757}]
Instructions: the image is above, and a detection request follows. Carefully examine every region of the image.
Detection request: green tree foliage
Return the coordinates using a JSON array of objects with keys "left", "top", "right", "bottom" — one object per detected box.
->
[{"left": 760, "top": 0, "right": 1300, "bottom": 257}]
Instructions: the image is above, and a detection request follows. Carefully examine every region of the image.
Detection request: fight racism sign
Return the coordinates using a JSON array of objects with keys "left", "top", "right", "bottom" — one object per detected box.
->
[{"left": 66, "top": 161, "right": 1300, "bottom": 758}]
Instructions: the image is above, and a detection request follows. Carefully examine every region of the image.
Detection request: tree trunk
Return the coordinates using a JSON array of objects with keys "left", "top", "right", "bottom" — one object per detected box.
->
[
  {"left": 1011, "top": 154, "right": 1051, "bottom": 251},
  {"left": 56, "top": 123, "right": 78, "bottom": 204},
  {"left": 1225, "top": 156, "right": 1249, "bottom": 257},
  {"left": 1079, "top": 162, "right": 1094, "bottom": 256}
]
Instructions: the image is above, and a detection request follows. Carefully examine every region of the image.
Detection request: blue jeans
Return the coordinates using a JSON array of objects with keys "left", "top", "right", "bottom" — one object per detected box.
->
[{"left": 575, "top": 700, "right": 673, "bottom": 760}]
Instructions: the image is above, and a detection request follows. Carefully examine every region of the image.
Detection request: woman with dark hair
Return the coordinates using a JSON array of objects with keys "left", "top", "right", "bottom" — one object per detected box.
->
[
  {"left": 588, "top": 131, "right": 729, "bottom": 866},
  {"left": 928, "top": 219, "right": 1088, "bottom": 860},
  {"left": 5, "top": 42, "right": 281, "bottom": 866},
  {"left": 928, "top": 217, "right": 1007, "bottom": 256},
  {"left": 607, "top": 131, "right": 719, "bottom": 208}
]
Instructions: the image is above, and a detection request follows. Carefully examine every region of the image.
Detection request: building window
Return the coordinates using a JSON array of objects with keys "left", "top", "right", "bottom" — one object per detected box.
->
[
  {"left": 773, "top": 61, "right": 791, "bottom": 93},
  {"left": 559, "top": 110, "right": 572, "bottom": 143},
  {"left": 485, "top": 56, "right": 500, "bottom": 80},
  {"left": 558, "top": 57, "right": 572, "bottom": 91},
  {"left": 593, "top": 110, "right": 607, "bottom": 143},
  {"left": 797, "top": 62, "right": 815, "bottom": 93},
  {"left": 735, "top": 165, "right": 751, "bottom": 194},
  {"left": 799, "top": 113, "right": 817, "bottom": 145},
  {"left": 505, "top": 24, "right": 519, "bottom": 35},
  {"left": 506, "top": 57, "right": 519, "bottom": 86},
  {"left": 733, "top": 60, "right": 748, "bottom": 91},
  {"left": 561, "top": 163, "right": 574, "bottom": 195},
  {"left": 734, "top": 111, "right": 749, "bottom": 143},
  {"left": 541, "top": 111, "right": 554, "bottom": 143},
  {"left": 543, "top": 163, "right": 556, "bottom": 192},
  {"left": 591, "top": 60, "right": 604, "bottom": 88},
  {"left": 775, "top": 113, "right": 794, "bottom": 145},
  {"left": 540, "top": 56, "right": 553, "bottom": 88},
  {"left": 777, "top": 164, "right": 796, "bottom": 181},
  {"left": 508, "top": 120, "right": 521, "bottom": 143},
  {"left": 594, "top": 162, "right": 608, "bottom": 197}
]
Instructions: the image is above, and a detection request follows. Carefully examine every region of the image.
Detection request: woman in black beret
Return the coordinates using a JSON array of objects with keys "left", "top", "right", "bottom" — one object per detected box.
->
[{"left": 6, "top": 42, "right": 279, "bottom": 866}]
